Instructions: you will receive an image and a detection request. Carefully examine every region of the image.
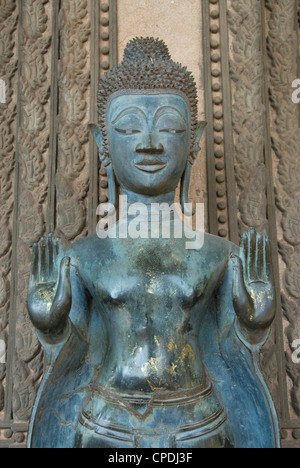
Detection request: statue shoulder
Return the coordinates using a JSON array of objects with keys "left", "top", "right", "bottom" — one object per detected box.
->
[
  {"left": 64, "top": 234, "right": 107, "bottom": 264},
  {"left": 201, "top": 231, "right": 239, "bottom": 257}
]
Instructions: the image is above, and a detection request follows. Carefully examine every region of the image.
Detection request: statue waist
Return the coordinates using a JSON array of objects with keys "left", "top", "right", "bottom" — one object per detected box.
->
[
  {"left": 80, "top": 380, "right": 226, "bottom": 435},
  {"left": 93, "top": 381, "right": 213, "bottom": 407}
]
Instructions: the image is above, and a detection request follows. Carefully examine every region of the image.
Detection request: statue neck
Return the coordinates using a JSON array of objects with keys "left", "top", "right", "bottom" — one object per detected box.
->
[
  {"left": 119, "top": 189, "right": 178, "bottom": 223},
  {"left": 121, "top": 189, "right": 175, "bottom": 206}
]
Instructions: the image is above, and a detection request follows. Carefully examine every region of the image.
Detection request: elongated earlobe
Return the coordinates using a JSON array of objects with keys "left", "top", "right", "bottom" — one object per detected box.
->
[
  {"left": 181, "top": 121, "right": 207, "bottom": 215},
  {"left": 106, "top": 163, "right": 119, "bottom": 212},
  {"left": 180, "top": 161, "right": 194, "bottom": 215},
  {"left": 89, "top": 122, "right": 111, "bottom": 167},
  {"left": 89, "top": 123, "right": 104, "bottom": 152},
  {"left": 194, "top": 122, "right": 207, "bottom": 154},
  {"left": 89, "top": 123, "right": 118, "bottom": 212}
]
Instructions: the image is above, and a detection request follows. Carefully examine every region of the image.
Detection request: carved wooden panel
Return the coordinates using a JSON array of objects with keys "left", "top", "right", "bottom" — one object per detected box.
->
[
  {"left": 203, "top": 0, "right": 300, "bottom": 448},
  {"left": 0, "top": 0, "right": 18, "bottom": 425},
  {"left": 11, "top": 0, "right": 51, "bottom": 425},
  {"left": 226, "top": 0, "right": 282, "bottom": 409},
  {"left": 228, "top": 0, "right": 268, "bottom": 234},
  {"left": 0, "top": 0, "right": 118, "bottom": 447},
  {"left": 56, "top": 0, "right": 90, "bottom": 242},
  {"left": 265, "top": 0, "right": 300, "bottom": 446}
]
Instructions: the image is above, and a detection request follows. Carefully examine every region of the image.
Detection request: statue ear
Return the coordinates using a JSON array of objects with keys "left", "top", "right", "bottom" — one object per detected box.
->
[
  {"left": 180, "top": 161, "right": 194, "bottom": 216},
  {"left": 89, "top": 123, "right": 118, "bottom": 212},
  {"left": 106, "top": 163, "right": 119, "bottom": 212},
  {"left": 89, "top": 123, "right": 104, "bottom": 154},
  {"left": 181, "top": 122, "right": 207, "bottom": 215},
  {"left": 194, "top": 121, "right": 207, "bottom": 154}
]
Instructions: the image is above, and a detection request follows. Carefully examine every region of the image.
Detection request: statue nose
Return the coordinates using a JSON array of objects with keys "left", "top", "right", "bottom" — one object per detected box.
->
[{"left": 136, "top": 132, "right": 164, "bottom": 154}]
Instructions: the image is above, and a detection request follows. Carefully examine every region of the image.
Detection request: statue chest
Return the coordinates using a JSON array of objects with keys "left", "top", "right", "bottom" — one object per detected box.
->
[
  {"left": 94, "top": 270, "right": 203, "bottom": 310},
  {"left": 84, "top": 244, "right": 215, "bottom": 318}
]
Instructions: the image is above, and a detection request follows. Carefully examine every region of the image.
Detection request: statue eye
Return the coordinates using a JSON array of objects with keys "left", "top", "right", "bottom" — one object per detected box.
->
[
  {"left": 115, "top": 128, "right": 141, "bottom": 135},
  {"left": 159, "top": 129, "right": 186, "bottom": 134}
]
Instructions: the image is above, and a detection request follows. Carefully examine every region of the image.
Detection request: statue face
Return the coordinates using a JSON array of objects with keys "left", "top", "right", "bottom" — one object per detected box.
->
[{"left": 107, "top": 93, "right": 190, "bottom": 196}]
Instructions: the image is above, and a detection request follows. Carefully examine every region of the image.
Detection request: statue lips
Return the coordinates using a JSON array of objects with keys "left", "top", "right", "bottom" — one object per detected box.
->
[{"left": 133, "top": 157, "right": 167, "bottom": 173}]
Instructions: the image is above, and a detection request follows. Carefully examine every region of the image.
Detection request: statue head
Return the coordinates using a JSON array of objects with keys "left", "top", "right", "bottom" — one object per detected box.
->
[{"left": 91, "top": 37, "right": 206, "bottom": 211}]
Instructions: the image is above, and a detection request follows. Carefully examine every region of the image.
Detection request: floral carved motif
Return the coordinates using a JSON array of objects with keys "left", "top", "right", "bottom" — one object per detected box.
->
[
  {"left": 227, "top": 0, "right": 280, "bottom": 399},
  {"left": 228, "top": 0, "right": 268, "bottom": 234},
  {"left": 56, "top": 0, "right": 91, "bottom": 242},
  {"left": 11, "top": 0, "right": 51, "bottom": 422},
  {"left": 0, "top": 0, "right": 18, "bottom": 416}
]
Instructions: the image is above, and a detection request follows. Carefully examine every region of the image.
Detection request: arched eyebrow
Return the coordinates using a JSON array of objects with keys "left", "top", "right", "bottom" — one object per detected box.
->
[
  {"left": 111, "top": 107, "right": 147, "bottom": 125},
  {"left": 154, "top": 106, "right": 187, "bottom": 125}
]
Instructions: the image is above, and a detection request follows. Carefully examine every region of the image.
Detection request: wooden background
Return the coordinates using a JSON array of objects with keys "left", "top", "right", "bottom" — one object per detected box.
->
[{"left": 0, "top": 0, "right": 299, "bottom": 448}]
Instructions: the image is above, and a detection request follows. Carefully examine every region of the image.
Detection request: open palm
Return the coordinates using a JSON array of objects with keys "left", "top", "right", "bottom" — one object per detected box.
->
[
  {"left": 231, "top": 228, "right": 276, "bottom": 331},
  {"left": 28, "top": 233, "right": 72, "bottom": 338}
]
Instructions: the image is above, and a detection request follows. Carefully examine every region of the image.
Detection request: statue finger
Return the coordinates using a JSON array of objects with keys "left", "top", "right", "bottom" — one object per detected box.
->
[
  {"left": 46, "top": 233, "right": 54, "bottom": 281},
  {"left": 240, "top": 229, "right": 253, "bottom": 283},
  {"left": 29, "top": 242, "right": 38, "bottom": 287},
  {"left": 231, "top": 254, "right": 244, "bottom": 292},
  {"left": 263, "top": 236, "right": 272, "bottom": 282},
  {"left": 255, "top": 232, "right": 264, "bottom": 281},
  {"left": 240, "top": 231, "right": 249, "bottom": 282},
  {"left": 231, "top": 254, "right": 251, "bottom": 309},
  {"left": 52, "top": 237, "right": 63, "bottom": 280},
  {"left": 248, "top": 228, "right": 257, "bottom": 282},
  {"left": 56, "top": 237, "right": 64, "bottom": 263},
  {"left": 52, "top": 237, "right": 59, "bottom": 279},
  {"left": 38, "top": 237, "right": 46, "bottom": 283}
]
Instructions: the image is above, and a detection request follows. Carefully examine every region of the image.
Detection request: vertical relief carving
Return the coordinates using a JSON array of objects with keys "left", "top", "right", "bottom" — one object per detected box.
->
[
  {"left": 98, "top": 2, "right": 114, "bottom": 211},
  {"left": 266, "top": 0, "right": 300, "bottom": 418},
  {"left": 227, "top": 0, "right": 280, "bottom": 402},
  {"left": 0, "top": 0, "right": 18, "bottom": 416},
  {"left": 56, "top": 0, "right": 90, "bottom": 241},
  {"left": 207, "top": 0, "right": 230, "bottom": 239},
  {"left": 228, "top": 0, "right": 268, "bottom": 234},
  {"left": 12, "top": 0, "right": 51, "bottom": 421}
]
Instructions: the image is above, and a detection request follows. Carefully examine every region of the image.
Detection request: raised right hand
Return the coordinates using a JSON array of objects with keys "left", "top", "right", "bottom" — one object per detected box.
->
[{"left": 28, "top": 233, "right": 72, "bottom": 343}]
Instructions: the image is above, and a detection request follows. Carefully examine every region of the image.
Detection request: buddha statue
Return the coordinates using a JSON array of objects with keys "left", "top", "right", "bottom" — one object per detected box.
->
[{"left": 27, "top": 38, "right": 280, "bottom": 448}]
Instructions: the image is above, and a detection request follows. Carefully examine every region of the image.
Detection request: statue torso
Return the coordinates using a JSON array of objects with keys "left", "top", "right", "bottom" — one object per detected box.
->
[{"left": 67, "top": 229, "right": 235, "bottom": 395}]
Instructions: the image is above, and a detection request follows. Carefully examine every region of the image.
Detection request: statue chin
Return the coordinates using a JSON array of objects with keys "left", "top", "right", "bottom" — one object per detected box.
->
[{"left": 27, "top": 37, "right": 280, "bottom": 449}]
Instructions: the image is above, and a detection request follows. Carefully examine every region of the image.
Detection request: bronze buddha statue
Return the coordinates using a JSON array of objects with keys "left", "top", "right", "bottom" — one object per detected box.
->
[{"left": 27, "top": 38, "right": 280, "bottom": 448}]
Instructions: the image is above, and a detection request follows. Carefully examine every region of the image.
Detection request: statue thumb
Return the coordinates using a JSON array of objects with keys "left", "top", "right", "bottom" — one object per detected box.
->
[{"left": 51, "top": 257, "right": 72, "bottom": 317}]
